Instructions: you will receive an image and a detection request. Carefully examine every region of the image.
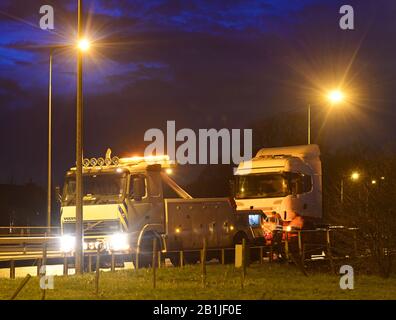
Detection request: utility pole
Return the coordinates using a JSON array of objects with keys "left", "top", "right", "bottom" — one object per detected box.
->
[
  {"left": 47, "top": 48, "right": 53, "bottom": 232},
  {"left": 75, "top": 0, "right": 84, "bottom": 274},
  {"left": 307, "top": 104, "right": 311, "bottom": 145}
]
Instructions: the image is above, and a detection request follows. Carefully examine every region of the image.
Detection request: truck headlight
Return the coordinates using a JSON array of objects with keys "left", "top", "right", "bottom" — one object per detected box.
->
[
  {"left": 60, "top": 235, "right": 76, "bottom": 253},
  {"left": 109, "top": 233, "right": 129, "bottom": 251}
]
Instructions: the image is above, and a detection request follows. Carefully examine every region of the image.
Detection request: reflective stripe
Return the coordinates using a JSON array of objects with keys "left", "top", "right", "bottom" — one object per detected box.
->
[{"left": 118, "top": 203, "right": 129, "bottom": 230}]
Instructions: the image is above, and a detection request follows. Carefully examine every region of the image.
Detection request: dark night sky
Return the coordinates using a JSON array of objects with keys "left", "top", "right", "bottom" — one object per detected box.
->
[{"left": 1, "top": 0, "right": 396, "bottom": 187}]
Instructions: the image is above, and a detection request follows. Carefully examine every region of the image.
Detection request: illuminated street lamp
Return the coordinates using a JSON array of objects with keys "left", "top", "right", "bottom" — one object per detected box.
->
[
  {"left": 340, "top": 171, "right": 360, "bottom": 203},
  {"left": 351, "top": 171, "right": 360, "bottom": 181},
  {"left": 327, "top": 90, "right": 345, "bottom": 104},
  {"left": 77, "top": 38, "right": 90, "bottom": 52},
  {"left": 307, "top": 88, "right": 346, "bottom": 144}
]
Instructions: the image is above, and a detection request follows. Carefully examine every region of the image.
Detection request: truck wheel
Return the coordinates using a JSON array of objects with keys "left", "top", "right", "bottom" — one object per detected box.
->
[
  {"left": 136, "top": 234, "right": 161, "bottom": 268},
  {"left": 169, "top": 253, "right": 181, "bottom": 267}
]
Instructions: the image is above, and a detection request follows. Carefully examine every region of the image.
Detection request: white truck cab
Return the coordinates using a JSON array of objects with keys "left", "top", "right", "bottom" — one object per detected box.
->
[{"left": 234, "top": 144, "right": 322, "bottom": 229}]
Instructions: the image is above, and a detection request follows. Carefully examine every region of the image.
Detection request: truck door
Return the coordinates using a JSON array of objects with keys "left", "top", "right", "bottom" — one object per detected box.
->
[{"left": 127, "top": 173, "right": 164, "bottom": 234}]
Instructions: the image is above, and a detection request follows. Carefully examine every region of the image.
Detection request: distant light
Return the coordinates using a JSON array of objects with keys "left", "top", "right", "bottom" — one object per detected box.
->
[
  {"left": 371, "top": 180, "right": 377, "bottom": 185},
  {"left": 165, "top": 168, "right": 173, "bottom": 175},
  {"left": 285, "top": 226, "right": 292, "bottom": 232},
  {"left": 175, "top": 227, "right": 181, "bottom": 234},
  {"left": 351, "top": 172, "right": 360, "bottom": 181},
  {"left": 77, "top": 39, "right": 90, "bottom": 52},
  {"left": 327, "top": 90, "right": 345, "bottom": 104},
  {"left": 380, "top": 176, "right": 385, "bottom": 180},
  {"left": 229, "top": 225, "right": 234, "bottom": 231}
]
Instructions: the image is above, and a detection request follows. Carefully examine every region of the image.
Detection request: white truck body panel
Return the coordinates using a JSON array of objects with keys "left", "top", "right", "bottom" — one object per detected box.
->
[{"left": 235, "top": 144, "right": 322, "bottom": 222}]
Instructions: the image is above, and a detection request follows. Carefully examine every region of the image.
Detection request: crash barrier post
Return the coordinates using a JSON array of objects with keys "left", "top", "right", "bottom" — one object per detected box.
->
[
  {"left": 297, "top": 230, "right": 306, "bottom": 267},
  {"left": 88, "top": 254, "right": 93, "bottom": 273},
  {"left": 240, "top": 238, "right": 246, "bottom": 289},
  {"left": 180, "top": 251, "right": 184, "bottom": 268},
  {"left": 135, "top": 250, "right": 139, "bottom": 270},
  {"left": 63, "top": 255, "right": 68, "bottom": 276},
  {"left": 241, "top": 238, "right": 247, "bottom": 289},
  {"left": 152, "top": 238, "right": 157, "bottom": 289},
  {"left": 111, "top": 253, "right": 116, "bottom": 272},
  {"left": 158, "top": 250, "right": 162, "bottom": 268},
  {"left": 40, "top": 239, "right": 48, "bottom": 300},
  {"left": 95, "top": 245, "right": 101, "bottom": 295},
  {"left": 10, "top": 274, "right": 31, "bottom": 300},
  {"left": 201, "top": 238, "right": 207, "bottom": 288},
  {"left": 36, "top": 259, "right": 42, "bottom": 277},
  {"left": 10, "top": 260, "right": 15, "bottom": 279},
  {"left": 284, "top": 231, "right": 289, "bottom": 261},
  {"left": 326, "top": 229, "right": 336, "bottom": 274}
]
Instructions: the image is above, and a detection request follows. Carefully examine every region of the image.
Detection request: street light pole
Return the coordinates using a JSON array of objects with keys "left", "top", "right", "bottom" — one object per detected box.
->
[
  {"left": 47, "top": 48, "right": 53, "bottom": 232},
  {"left": 307, "top": 104, "right": 311, "bottom": 145},
  {"left": 75, "top": 0, "right": 84, "bottom": 274}
]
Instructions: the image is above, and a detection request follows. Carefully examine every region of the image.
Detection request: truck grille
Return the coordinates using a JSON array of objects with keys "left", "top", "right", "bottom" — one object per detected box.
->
[{"left": 63, "top": 220, "right": 121, "bottom": 235}]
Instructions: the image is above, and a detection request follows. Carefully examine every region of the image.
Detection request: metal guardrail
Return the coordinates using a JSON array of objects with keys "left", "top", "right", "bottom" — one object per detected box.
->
[
  {"left": 0, "top": 226, "right": 61, "bottom": 237},
  {"left": 2, "top": 225, "right": 391, "bottom": 279}
]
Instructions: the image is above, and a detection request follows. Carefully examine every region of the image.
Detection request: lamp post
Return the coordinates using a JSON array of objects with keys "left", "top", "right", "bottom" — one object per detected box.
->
[
  {"left": 47, "top": 48, "right": 53, "bottom": 232},
  {"left": 340, "top": 171, "right": 360, "bottom": 204},
  {"left": 307, "top": 89, "right": 345, "bottom": 144},
  {"left": 75, "top": 0, "right": 84, "bottom": 275},
  {"left": 47, "top": 45, "right": 69, "bottom": 233}
]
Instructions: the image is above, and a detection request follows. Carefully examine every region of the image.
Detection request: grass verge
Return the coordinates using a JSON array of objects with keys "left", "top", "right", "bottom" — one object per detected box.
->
[{"left": 1, "top": 263, "right": 395, "bottom": 300}]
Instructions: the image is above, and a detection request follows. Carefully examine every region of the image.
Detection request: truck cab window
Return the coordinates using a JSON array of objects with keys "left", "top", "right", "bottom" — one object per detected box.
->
[
  {"left": 289, "top": 173, "right": 312, "bottom": 194},
  {"left": 129, "top": 174, "right": 146, "bottom": 198}
]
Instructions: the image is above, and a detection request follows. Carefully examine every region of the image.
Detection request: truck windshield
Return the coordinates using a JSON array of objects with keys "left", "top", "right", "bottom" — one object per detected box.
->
[
  {"left": 62, "top": 172, "right": 127, "bottom": 206},
  {"left": 235, "top": 173, "right": 289, "bottom": 199}
]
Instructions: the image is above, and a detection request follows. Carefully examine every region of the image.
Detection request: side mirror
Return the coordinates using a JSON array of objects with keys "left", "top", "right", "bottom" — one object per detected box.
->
[
  {"left": 132, "top": 177, "right": 145, "bottom": 201},
  {"left": 55, "top": 186, "right": 62, "bottom": 204}
]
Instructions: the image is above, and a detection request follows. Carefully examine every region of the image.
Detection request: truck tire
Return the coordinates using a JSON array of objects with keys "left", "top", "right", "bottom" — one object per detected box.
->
[
  {"left": 136, "top": 232, "right": 162, "bottom": 268},
  {"left": 169, "top": 252, "right": 181, "bottom": 267}
]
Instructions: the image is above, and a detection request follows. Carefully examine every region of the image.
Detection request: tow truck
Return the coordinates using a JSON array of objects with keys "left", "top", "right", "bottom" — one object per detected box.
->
[{"left": 60, "top": 150, "right": 260, "bottom": 266}]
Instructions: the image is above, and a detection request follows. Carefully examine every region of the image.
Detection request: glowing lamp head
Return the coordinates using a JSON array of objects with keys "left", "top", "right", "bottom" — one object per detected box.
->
[
  {"left": 77, "top": 39, "right": 90, "bottom": 52},
  {"left": 327, "top": 90, "right": 345, "bottom": 104},
  {"left": 351, "top": 172, "right": 360, "bottom": 181}
]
